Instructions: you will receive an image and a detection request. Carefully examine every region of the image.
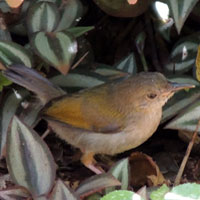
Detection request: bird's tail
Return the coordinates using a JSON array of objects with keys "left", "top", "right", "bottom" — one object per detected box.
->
[{"left": 3, "top": 64, "right": 64, "bottom": 104}]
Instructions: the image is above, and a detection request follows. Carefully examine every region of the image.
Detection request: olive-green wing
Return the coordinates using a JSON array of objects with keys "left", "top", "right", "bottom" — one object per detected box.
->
[{"left": 43, "top": 86, "right": 125, "bottom": 133}]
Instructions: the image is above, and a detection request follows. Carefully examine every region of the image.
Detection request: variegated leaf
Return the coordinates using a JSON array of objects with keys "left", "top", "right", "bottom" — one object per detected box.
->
[
  {"left": 31, "top": 31, "right": 77, "bottom": 74},
  {"left": 0, "top": 89, "right": 29, "bottom": 156},
  {"left": 114, "top": 53, "right": 137, "bottom": 74},
  {"left": 0, "top": 41, "right": 33, "bottom": 67},
  {"left": 167, "top": 0, "right": 199, "bottom": 34},
  {"left": 26, "top": 1, "right": 60, "bottom": 34},
  {"left": 165, "top": 41, "right": 198, "bottom": 74},
  {"left": 162, "top": 77, "right": 200, "bottom": 122},
  {"left": 56, "top": 0, "right": 83, "bottom": 31},
  {"left": 50, "top": 179, "right": 80, "bottom": 200},
  {"left": 165, "top": 100, "right": 200, "bottom": 132},
  {"left": 6, "top": 116, "right": 56, "bottom": 196}
]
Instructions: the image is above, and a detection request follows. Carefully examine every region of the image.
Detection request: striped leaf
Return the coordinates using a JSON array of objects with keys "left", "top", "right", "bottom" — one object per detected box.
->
[
  {"left": 31, "top": 31, "right": 77, "bottom": 74},
  {"left": 55, "top": 0, "right": 83, "bottom": 31},
  {"left": 0, "top": 41, "right": 33, "bottom": 67},
  {"left": 6, "top": 116, "right": 56, "bottom": 197},
  {"left": 51, "top": 72, "right": 105, "bottom": 89},
  {"left": 76, "top": 174, "right": 120, "bottom": 197},
  {"left": 165, "top": 100, "right": 200, "bottom": 132},
  {"left": 0, "top": 89, "right": 29, "bottom": 157},
  {"left": 50, "top": 179, "right": 80, "bottom": 200},
  {"left": 26, "top": 2, "right": 60, "bottom": 34},
  {"left": 165, "top": 41, "right": 198, "bottom": 74},
  {"left": 167, "top": 0, "right": 199, "bottom": 34},
  {"left": 106, "top": 158, "right": 129, "bottom": 194},
  {"left": 162, "top": 86, "right": 200, "bottom": 123},
  {"left": 114, "top": 53, "right": 137, "bottom": 74}
]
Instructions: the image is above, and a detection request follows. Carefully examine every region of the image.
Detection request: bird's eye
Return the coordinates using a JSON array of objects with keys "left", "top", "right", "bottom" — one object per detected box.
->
[{"left": 147, "top": 93, "right": 157, "bottom": 99}]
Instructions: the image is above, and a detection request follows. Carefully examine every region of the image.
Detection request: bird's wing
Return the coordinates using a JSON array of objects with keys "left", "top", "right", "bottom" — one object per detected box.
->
[{"left": 43, "top": 85, "right": 125, "bottom": 133}]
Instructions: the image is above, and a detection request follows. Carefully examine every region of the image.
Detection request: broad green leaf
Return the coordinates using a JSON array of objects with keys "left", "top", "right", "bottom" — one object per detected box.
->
[
  {"left": 26, "top": 2, "right": 60, "bottom": 34},
  {"left": 0, "top": 72, "right": 12, "bottom": 91},
  {"left": 162, "top": 77, "right": 200, "bottom": 123},
  {"left": 6, "top": 116, "right": 56, "bottom": 196},
  {"left": 31, "top": 31, "right": 77, "bottom": 74},
  {"left": 50, "top": 179, "right": 80, "bottom": 200},
  {"left": 0, "top": 89, "right": 29, "bottom": 156},
  {"left": 56, "top": 0, "right": 83, "bottom": 31},
  {"left": 75, "top": 173, "right": 121, "bottom": 197},
  {"left": 150, "top": 184, "right": 169, "bottom": 200},
  {"left": 106, "top": 158, "right": 129, "bottom": 194},
  {"left": 165, "top": 99, "right": 200, "bottom": 132},
  {"left": 101, "top": 190, "right": 144, "bottom": 200},
  {"left": 51, "top": 72, "right": 105, "bottom": 89},
  {"left": 114, "top": 53, "right": 137, "bottom": 74},
  {"left": 165, "top": 183, "right": 200, "bottom": 200},
  {"left": 67, "top": 26, "right": 94, "bottom": 38},
  {"left": 167, "top": 0, "right": 199, "bottom": 34},
  {"left": 165, "top": 41, "right": 198, "bottom": 74},
  {"left": 0, "top": 41, "right": 33, "bottom": 67}
]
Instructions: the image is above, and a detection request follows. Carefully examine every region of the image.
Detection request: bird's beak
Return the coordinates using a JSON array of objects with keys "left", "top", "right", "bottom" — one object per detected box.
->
[{"left": 169, "top": 82, "right": 195, "bottom": 91}]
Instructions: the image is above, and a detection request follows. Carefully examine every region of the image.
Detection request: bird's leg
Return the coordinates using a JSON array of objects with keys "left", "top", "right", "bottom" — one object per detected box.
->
[{"left": 81, "top": 152, "right": 104, "bottom": 174}]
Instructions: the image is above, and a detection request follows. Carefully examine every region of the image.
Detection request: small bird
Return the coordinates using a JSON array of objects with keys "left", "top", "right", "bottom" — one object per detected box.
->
[{"left": 3, "top": 64, "right": 194, "bottom": 174}]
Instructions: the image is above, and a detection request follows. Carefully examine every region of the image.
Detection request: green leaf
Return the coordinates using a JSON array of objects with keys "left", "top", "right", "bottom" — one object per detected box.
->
[
  {"left": 6, "top": 116, "right": 56, "bottom": 197},
  {"left": 67, "top": 26, "right": 94, "bottom": 38},
  {"left": 165, "top": 99, "right": 200, "bottom": 132},
  {"left": 114, "top": 53, "right": 137, "bottom": 74},
  {"left": 31, "top": 31, "right": 77, "bottom": 74},
  {"left": 50, "top": 179, "right": 80, "bottom": 200},
  {"left": 101, "top": 190, "right": 144, "bottom": 200},
  {"left": 75, "top": 173, "right": 121, "bottom": 197},
  {"left": 167, "top": 0, "right": 199, "bottom": 34},
  {"left": 51, "top": 72, "right": 105, "bottom": 89},
  {"left": 164, "top": 183, "right": 200, "bottom": 200},
  {"left": 0, "top": 89, "right": 29, "bottom": 156},
  {"left": 26, "top": 1, "right": 60, "bottom": 34},
  {"left": 55, "top": 0, "right": 84, "bottom": 31},
  {"left": 0, "top": 41, "right": 33, "bottom": 67},
  {"left": 0, "top": 72, "right": 12, "bottom": 91},
  {"left": 106, "top": 158, "right": 129, "bottom": 194},
  {"left": 150, "top": 184, "right": 170, "bottom": 200},
  {"left": 165, "top": 41, "right": 198, "bottom": 74}
]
